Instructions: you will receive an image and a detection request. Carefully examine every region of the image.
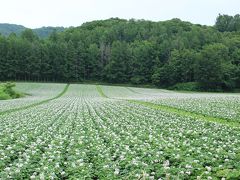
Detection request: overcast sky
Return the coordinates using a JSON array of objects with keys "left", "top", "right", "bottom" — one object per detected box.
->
[{"left": 1, "top": 0, "right": 240, "bottom": 28}]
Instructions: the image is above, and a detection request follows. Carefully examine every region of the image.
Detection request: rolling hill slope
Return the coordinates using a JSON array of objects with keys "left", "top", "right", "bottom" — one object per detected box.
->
[{"left": 0, "top": 23, "right": 65, "bottom": 38}]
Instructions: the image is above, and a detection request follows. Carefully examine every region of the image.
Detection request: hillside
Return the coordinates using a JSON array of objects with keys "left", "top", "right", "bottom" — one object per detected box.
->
[
  {"left": 33, "top": 26, "right": 65, "bottom": 38},
  {"left": 0, "top": 23, "right": 25, "bottom": 36},
  {"left": 0, "top": 23, "right": 65, "bottom": 38},
  {"left": 0, "top": 14, "right": 240, "bottom": 91}
]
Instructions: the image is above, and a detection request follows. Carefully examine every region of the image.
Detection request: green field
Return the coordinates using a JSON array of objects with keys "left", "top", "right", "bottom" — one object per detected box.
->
[{"left": 0, "top": 83, "right": 240, "bottom": 179}]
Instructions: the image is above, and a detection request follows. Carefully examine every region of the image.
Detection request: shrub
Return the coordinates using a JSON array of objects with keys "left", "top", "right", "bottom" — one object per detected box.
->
[
  {"left": 169, "top": 82, "right": 202, "bottom": 91},
  {"left": 0, "top": 82, "right": 22, "bottom": 100}
]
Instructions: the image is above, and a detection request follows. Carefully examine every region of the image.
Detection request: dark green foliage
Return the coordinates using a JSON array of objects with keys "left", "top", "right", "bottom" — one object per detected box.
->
[
  {"left": 104, "top": 41, "right": 131, "bottom": 83},
  {"left": 0, "top": 15, "right": 240, "bottom": 91},
  {"left": 169, "top": 82, "right": 202, "bottom": 91},
  {"left": 21, "top": 29, "right": 39, "bottom": 42},
  {"left": 194, "top": 43, "right": 235, "bottom": 90},
  {"left": 130, "top": 41, "right": 155, "bottom": 84},
  {"left": 33, "top": 26, "right": 65, "bottom": 38},
  {"left": 215, "top": 14, "right": 240, "bottom": 32},
  {"left": 152, "top": 49, "right": 198, "bottom": 87}
]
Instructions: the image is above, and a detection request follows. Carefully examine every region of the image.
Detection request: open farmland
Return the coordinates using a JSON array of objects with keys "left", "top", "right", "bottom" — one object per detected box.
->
[
  {"left": 0, "top": 83, "right": 66, "bottom": 114},
  {"left": 102, "top": 86, "right": 240, "bottom": 123},
  {"left": 0, "top": 83, "right": 240, "bottom": 179}
]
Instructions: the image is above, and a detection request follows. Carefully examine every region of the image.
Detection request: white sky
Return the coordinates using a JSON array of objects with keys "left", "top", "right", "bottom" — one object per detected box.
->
[{"left": 0, "top": 0, "right": 239, "bottom": 28}]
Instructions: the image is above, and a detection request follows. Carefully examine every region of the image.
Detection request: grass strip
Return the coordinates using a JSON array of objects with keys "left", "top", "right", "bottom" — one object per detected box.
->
[
  {"left": 97, "top": 85, "right": 240, "bottom": 128},
  {"left": 128, "top": 100, "right": 240, "bottom": 128},
  {"left": 96, "top": 85, "right": 108, "bottom": 98},
  {"left": 0, "top": 84, "right": 70, "bottom": 116}
]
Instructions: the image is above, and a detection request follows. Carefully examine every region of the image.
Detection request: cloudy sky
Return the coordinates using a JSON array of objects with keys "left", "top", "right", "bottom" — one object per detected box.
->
[{"left": 1, "top": 0, "right": 239, "bottom": 28}]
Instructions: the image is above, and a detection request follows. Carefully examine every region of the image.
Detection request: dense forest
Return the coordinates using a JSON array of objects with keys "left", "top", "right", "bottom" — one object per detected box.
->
[{"left": 0, "top": 14, "right": 240, "bottom": 90}]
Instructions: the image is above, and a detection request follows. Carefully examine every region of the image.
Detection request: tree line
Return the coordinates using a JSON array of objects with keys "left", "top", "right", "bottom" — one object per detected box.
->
[{"left": 0, "top": 14, "right": 240, "bottom": 90}]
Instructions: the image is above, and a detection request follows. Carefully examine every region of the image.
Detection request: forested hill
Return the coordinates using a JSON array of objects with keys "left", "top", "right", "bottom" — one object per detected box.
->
[
  {"left": 0, "top": 24, "right": 26, "bottom": 36},
  {"left": 0, "top": 23, "right": 65, "bottom": 38},
  {"left": 0, "top": 14, "right": 240, "bottom": 91}
]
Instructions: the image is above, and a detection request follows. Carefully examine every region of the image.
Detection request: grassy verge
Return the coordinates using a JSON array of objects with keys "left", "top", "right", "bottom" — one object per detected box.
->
[
  {"left": 0, "top": 84, "right": 70, "bottom": 116},
  {"left": 128, "top": 100, "right": 240, "bottom": 128},
  {"left": 96, "top": 85, "right": 240, "bottom": 128},
  {"left": 96, "top": 85, "right": 108, "bottom": 98}
]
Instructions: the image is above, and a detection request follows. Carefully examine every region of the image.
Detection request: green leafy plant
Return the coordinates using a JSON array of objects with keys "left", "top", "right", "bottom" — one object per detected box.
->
[{"left": 0, "top": 82, "right": 23, "bottom": 100}]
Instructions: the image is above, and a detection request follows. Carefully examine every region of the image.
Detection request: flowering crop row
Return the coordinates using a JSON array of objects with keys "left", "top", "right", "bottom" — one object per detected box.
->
[
  {"left": 0, "top": 83, "right": 65, "bottom": 113},
  {"left": 103, "top": 86, "right": 240, "bottom": 121},
  {"left": 0, "top": 84, "right": 239, "bottom": 179}
]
